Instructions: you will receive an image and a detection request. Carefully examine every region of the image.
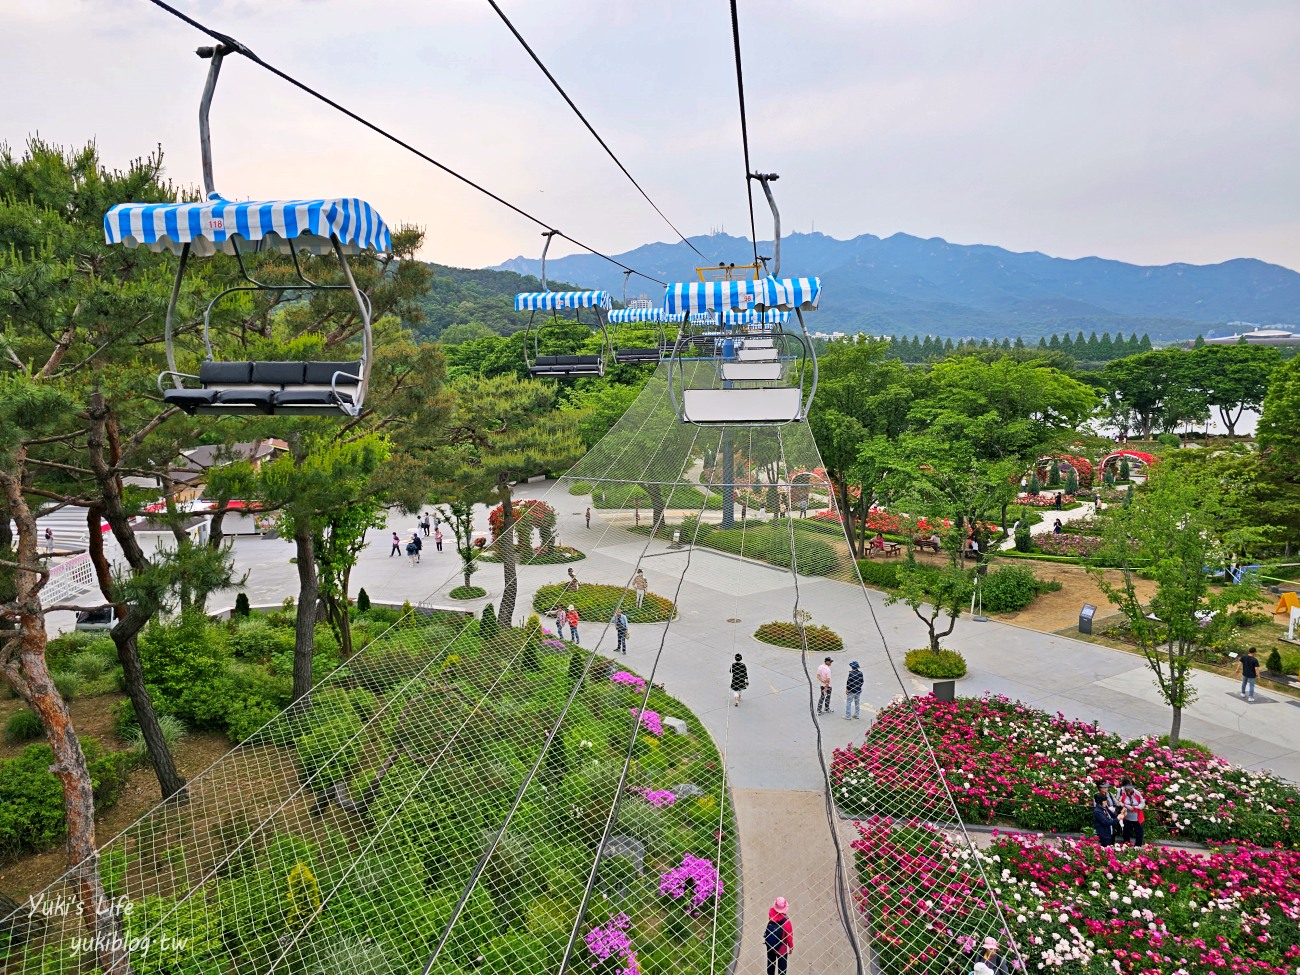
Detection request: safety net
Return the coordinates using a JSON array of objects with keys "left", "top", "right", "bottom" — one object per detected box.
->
[{"left": 4, "top": 363, "right": 1025, "bottom": 975}]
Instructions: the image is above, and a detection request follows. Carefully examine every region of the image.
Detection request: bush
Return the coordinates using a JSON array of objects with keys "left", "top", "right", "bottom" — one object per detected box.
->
[
  {"left": 233, "top": 592, "right": 251, "bottom": 618},
  {"left": 754, "top": 620, "right": 844, "bottom": 653},
  {"left": 70, "top": 649, "right": 110, "bottom": 681},
  {"left": 904, "top": 648, "right": 967, "bottom": 679},
  {"left": 4, "top": 710, "right": 43, "bottom": 744},
  {"left": 980, "top": 566, "right": 1059, "bottom": 613},
  {"left": 51, "top": 671, "right": 81, "bottom": 701},
  {"left": 856, "top": 559, "right": 901, "bottom": 590},
  {"left": 449, "top": 585, "right": 487, "bottom": 600},
  {"left": 702, "top": 523, "right": 836, "bottom": 576},
  {"left": 139, "top": 612, "right": 231, "bottom": 727},
  {"left": 1013, "top": 512, "right": 1032, "bottom": 553},
  {"left": 532, "top": 583, "right": 674, "bottom": 624},
  {"left": 228, "top": 617, "right": 296, "bottom": 661},
  {"left": 355, "top": 588, "right": 372, "bottom": 614},
  {"left": 1155, "top": 432, "right": 1181, "bottom": 448},
  {"left": 1266, "top": 648, "right": 1285, "bottom": 674},
  {"left": 125, "top": 714, "right": 189, "bottom": 761},
  {"left": 479, "top": 603, "right": 499, "bottom": 640}
]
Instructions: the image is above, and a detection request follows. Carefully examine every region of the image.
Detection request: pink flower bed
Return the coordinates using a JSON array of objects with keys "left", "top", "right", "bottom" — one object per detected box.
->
[
  {"left": 832, "top": 695, "right": 1300, "bottom": 846},
  {"left": 1033, "top": 533, "right": 1103, "bottom": 557},
  {"left": 626, "top": 785, "right": 677, "bottom": 808},
  {"left": 659, "top": 854, "right": 722, "bottom": 913},
  {"left": 630, "top": 707, "right": 663, "bottom": 737},
  {"left": 610, "top": 670, "right": 646, "bottom": 692},
  {"left": 854, "top": 818, "right": 1300, "bottom": 975}
]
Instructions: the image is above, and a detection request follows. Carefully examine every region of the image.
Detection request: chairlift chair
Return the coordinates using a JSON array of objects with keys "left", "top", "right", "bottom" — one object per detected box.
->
[
  {"left": 607, "top": 308, "right": 681, "bottom": 364},
  {"left": 515, "top": 231, "right": 612, "bottom": 378},
  {"left": 104, "top": 44, "right": 389, "bottom": 418}
]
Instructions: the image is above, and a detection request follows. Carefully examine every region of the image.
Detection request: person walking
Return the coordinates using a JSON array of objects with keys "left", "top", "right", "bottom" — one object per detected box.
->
[
  {"left": 433, "top": 527, "right": 444, "bottom": 552},
  {"left": 390, "top": 532, "right": 401, "bottom": 557},
  {"left": 816, "top": 657, "right": 833, "bottom": 715},
  {"left": 1237, "top": 646, "right": 1260, "bottom": 702},
  {"left": 566, "top": 604, "right": 580, "bottom": 645},
  {"left": 554, "top": 605, "right": 568, "bottom": 641},
  {"left": 585, "top": 506, "right": 592, "bottom": 529},
  {"left": 421, "top": 514, "right": 431, "bottom": 537},
  {"left": 567, "top": 567, "right": 580, "bottom": 591},
  {"left": 405, "top": 539, "right": 418, "bottom": 566},
  {"left": 44, "top": 527, "right": 55, "bottom": 554},
  {"left": 763, "top": 897, "right": 794, "bottom": 975},
  {"left": 844, "top": 661, "right": 863, "bottom": 719},
  {"left": 632, "top": 569, "right": 648, "bottom": 609},
  {"left": 1118, "top": 777, "right": 1146, "bottom": 846},
  {"left": 613, "top": 609, "right": 629, "bottom": 654},
  {"left": 730, "top": 653, "right": 749, "bottom": 706},
  {"left": 1092, "top": 792, "right": 1120, "bottom": 847},
  {"left": 411, "top": 532, "right": 423, "bottom": 564}
]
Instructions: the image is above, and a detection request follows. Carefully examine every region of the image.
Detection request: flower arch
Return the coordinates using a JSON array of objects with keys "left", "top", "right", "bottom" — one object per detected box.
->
[
  {"left": 1033, "top": 454, "right": 1095, "bottom": 489},
  {"left": 488, "top": 499, "right": 558, "bottom": 554},
  {"left": 1100, "top": 450, "right": 1158, "bottom": 476},
  {"left": 788, "top": 468, "right": 831, "bottom": 506}
]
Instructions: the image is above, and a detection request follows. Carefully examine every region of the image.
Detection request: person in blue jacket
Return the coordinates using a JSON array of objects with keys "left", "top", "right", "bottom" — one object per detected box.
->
[{"left": 1092, "top": 792, "right": 1120, "bottom": 847}]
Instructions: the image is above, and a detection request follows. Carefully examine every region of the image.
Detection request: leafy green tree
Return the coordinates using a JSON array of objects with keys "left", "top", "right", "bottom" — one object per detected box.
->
[
  {"left": 886, "top": 559, "right": 971, "bottom": 653},
  {"left": 1256, "top": 356, "right": 1300, "bottom": 553},
  {"left": 1090, "top": 467, "right": 1265, "bottom": 746},
  {"left": 1184, "top": 344, "right": 1282, "bottom": 436},
  {"left": 433, "top": 375, "right": 583, "bottom": 624},
  {"left": 436, "top": 497, "right": 481, "bottom": 591},
  {"left": 314, "top": 497, "right": 388, "bottom": 659}
]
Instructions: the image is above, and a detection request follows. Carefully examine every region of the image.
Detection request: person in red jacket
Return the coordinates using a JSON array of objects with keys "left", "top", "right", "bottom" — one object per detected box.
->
[{"left": 764, "top": 896, "right": 794, "bottom": 974}]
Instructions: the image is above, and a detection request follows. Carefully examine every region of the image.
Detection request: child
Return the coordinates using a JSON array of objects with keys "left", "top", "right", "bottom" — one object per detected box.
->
[{"left": 566, "top": 605, "right": 580, "bottom": 645}]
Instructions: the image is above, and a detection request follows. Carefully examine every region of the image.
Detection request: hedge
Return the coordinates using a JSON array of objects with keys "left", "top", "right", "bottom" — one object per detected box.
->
[
  {"left": 904, "top": 648, "right": 968, "bottom": 679},
  {"left": 754, "top": 621, "right": 844, "bottom": 653},
  {"left": 533, "top": 582, "right": 675, "bottom": 624},
  {"left": 856, "top": 559, "right": 902, "bottom": 589}
]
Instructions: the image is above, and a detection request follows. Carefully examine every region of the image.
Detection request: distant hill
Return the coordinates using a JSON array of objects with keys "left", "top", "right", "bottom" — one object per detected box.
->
[
  {"left": 410, "top": 264, "right": 583, "bottom": 341},
  {"left": 492, "top": 232, "right": 1300, "bottom": 342}
]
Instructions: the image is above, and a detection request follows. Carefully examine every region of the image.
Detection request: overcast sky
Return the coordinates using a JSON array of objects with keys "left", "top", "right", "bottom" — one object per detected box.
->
[{"left": 5, "top": 0, "right": 1298, "bottom": 272}]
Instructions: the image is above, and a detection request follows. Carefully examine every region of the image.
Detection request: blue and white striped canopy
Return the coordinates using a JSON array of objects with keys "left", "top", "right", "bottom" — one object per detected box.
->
[
  {"left": 720, "top": 309, "right": 790, "bottom": 325},
  {"left": 607, "top": 308, "right": 685, "bottom": 324},
  {"left": 514, "top": 290, "right": 612, "bottom": 312},
  {"left": 104, "top": 194, "right": 392, "bottom": 257},
  {"left": 663, "top": 276, "right": 821, "bottom": 313}
]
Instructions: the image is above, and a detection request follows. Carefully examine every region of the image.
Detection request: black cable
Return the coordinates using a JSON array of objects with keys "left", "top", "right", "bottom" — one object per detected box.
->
[
  {"left": 486, "top": 0, "right": 705, "bottom": 260},
  {"left": 141, "top": 0, "right": 666, "bottom": 287},
  {"left": 728, "top": 0, "right": 761, "bottom": 268}
]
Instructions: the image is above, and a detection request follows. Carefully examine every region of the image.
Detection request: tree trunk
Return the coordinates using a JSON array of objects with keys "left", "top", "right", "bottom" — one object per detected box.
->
[
  {"left": 1218, "top": 405, "right": 1240, "bottom": 437},
  {"left": 87, "top": 509, "right": 187, "bottom": 802},
  {"left": 498, "top": 481, "right": 518, "bottom": 625},
  {"left": 84, "top": 398, "right": 186, "bottom": 801},
  {"left": 1168, "top": 705, "right": 1182, "bottom": 749},
  {"left": 0, "top": 461, "right": 131, "bottom": 975},
  {"left": 719, "top": 431, "right": 735, "bottom": 529},
  {"left": 643, "top": 482, "right": 666, "bottom": 536},
  {"left": 292, "top": 523, "right": 318, "bottom": 706}
]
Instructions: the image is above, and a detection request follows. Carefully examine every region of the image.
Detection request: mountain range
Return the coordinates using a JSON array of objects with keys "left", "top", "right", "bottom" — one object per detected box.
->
[{"left": 493, "top": 232, "right": 1300, "bottom": 342}]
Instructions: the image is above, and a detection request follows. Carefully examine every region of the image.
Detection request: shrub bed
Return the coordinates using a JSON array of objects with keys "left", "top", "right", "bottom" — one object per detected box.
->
[
  {"left": 700, "top": 523, "right": 836, "bottom": 576},
  {"left": 533, "top": 582, "right": 675, "bottom": 623},
  {"left": 449, "top": 585, "right": 488, "bottom": 600},
  {"left": 832, "top": 694, "right": 1300, "bottom": 845},
  {"left": 853, "top": 819, "right": 1300, "bottom": 975},
  {"left": 753, "top": 621, "right": 844, "bottom": 653},
  {"left": 903, "top": 648, "right": 967, "bottom": 679},
  {"left": 856, "top": 559, "right": 901, "bottom": 589},
  {"left": 979, "top": 565, "right": 1062, "bottom": 613},
  {"left": 478, "top": 545, "right": 585, "bottom": 565}
]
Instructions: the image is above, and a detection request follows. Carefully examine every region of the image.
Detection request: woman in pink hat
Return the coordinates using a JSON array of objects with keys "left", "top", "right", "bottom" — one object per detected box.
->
[
  {"left": 980, "top": 935, "right": 1010, "bottom": 974},
  {"left": 763, "top": 896, "right": 794, "bottom": 974}
]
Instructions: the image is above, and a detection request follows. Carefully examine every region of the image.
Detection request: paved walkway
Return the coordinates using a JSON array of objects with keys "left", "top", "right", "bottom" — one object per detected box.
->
[{"left": 999, "top": 496, "right": 1096, "bottom": 551}]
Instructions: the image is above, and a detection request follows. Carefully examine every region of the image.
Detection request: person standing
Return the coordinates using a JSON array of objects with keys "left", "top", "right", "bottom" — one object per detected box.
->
[
  {"left": 1237, "top": 646, "right": 1260, "bottom": 702},
  {"left": 567, "top": 567, "right": 580, "bottom": 591},
  {"left": 844, "top": 661, "right": 863, "bottom": 719},
  {"left": 554, "top": 605, "right": 568, "bottom": 641},
  {"left": 763, "top": 897, "right": 794, "bottom": 975},
  {"left": 433, "top": 527, "right": 444, "bottom": 552},
  {"left": 798, "top": 497, "right": 808, "bottom": 519},
  {"left": 421, "top": 514, "right": 431, "bottom": 537},
  {"left": 1118, "top": 777, "right": 1146, "bottom": 846},
  {"left": 730, "top": 653, "right": 749, "bottom": 706},
  {"left": 613, "top": 609, "right": 629, "bottom": 654},
  {"left": 816, "top": 657, "right": 833, "bottom": 715},
  {"left": 1092, "top": 792, "right": 1120, "bottom": 847},
  {"left": 566, "top": 604, "right": 580, "bottom": 645},
  {"left": 585, "top": 506, "right": 592, "bottom": 529},
  {"left": 405, "top": 539, "right": 418, "bottom": 566},
  {"left": 44, "top": 527, "right": 55, "bottom": 554},
  {"left": 632, "top": 569, "right": 648, "bottom": 609},
  {"left": 390, "top": 531, "right": 401, "bottom": 557},
  {"left": 411, "top": 532, "right": 423, "bottom": 564}
]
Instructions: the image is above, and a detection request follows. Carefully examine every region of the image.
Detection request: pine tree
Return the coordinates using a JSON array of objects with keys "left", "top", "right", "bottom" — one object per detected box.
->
[
  {"left": 1048, "top": 333, "right": 1061, "bottom": 349},
  {"left": 567, "top": 649, "right": 585, "bottom": 687},
  {"left": 233, "top": 592, "right": 251, "bottom": 618},
  {"left": 1028, "top": 472, "right": 1042, "bottom": 495},
  {"left": 543, "top": 735, "right": 567, "bottom": 783},
  {"left": 1139, "top": 333, "right": 1153, "bottom": 350},
  {"left": 356, "top": 588, "right": 371, "bottom": 614},
  {"left": 1060, "top": 333, "right": 1075, "bottom": 354},
  {"left": 1064, "top": 468, "right": 1078, "bottom": 494},
  {"left": 479, "top": 602, "right": 499, "bottom": 640},
  {"left": 1048, "top": 460, "right": 1062, "bottom": 486},
  {"left": 1014, "top": 337, "right": 1026, "bottom": 349},
  {"left": 1037, "top": 336, "right": 1048, "bottom": 349}
]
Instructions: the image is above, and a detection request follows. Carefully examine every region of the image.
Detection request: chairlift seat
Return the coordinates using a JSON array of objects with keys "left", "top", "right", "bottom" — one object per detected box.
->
[
  {"left": 681, "top": 387, "right": 805, "bottom": 424},
  {"left": 721, "top": 362, "right": 783, "bottom": 381},
  {"left": 614, "top": 347, "right": 663, "bottom": 364},
  {"left": 736, "top": 347, "right": 779, "bottom": 362},
  {"left": 162, "top": 360, "right": 363, "bottom": 415},
  {"left": 741, "top": 338, "right": 775, "bottom": 349},
  {"left": 529, "top": 354, "right": 605, "bottom": 377}
]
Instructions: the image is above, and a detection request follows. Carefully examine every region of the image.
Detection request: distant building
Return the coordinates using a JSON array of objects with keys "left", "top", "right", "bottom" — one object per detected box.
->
[
  {"left": 167, "top": 439, "right": 289, "bottom": 502},
  {"left": 627, "top": 296, "right": 654, "bottom": 311},
  {"left": 1189, "top": 326, "right": 1300, "bottom": 348}
]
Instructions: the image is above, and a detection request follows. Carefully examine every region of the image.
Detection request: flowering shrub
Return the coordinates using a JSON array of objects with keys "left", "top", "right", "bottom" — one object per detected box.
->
[
  {"left": 1018, "top": 492, "right": 1080, "bottom": 508},
  {"left": 1034, "top": 533, "right": 1103, "bottom": 557},
  {"left": 832, "top": 695, "right": 1300, "bottom": 846},
  {"left": 659, "top": 854, "right": 722, "bottom": 913},
  {"left": 584, "top": 913, "right": 640, "bottom": 974},
  {"left": 630, "top": 707, "right": 664, "bottom": 737},
  {"left": 627, "top": 785, "right": 676, "bottom": 808},
  {"left": 853, "top": 818, "right": 1300, "bottom": 975},
  {"left": 1034, "top": 453, "right": 1095, "bottom": 489},
  {"left": 611, "top": 670, "right": 647, "bottom": 693}
]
